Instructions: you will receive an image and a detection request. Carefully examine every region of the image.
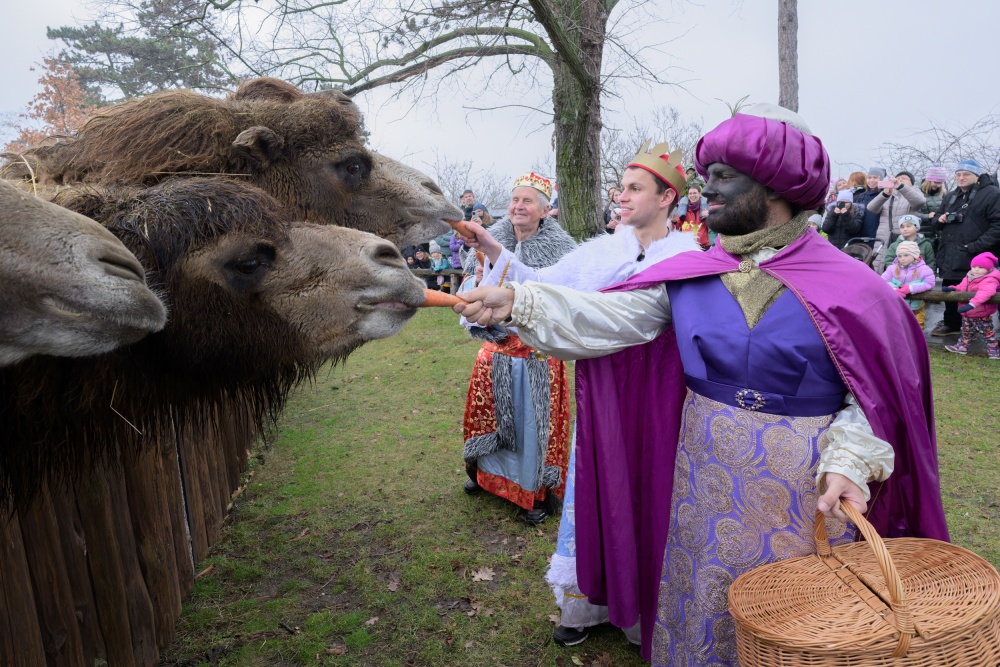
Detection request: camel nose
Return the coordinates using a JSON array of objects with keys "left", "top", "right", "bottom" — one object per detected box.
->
[
  {"left": 98, "top": 246, "right": 147, "bottom": 283},
  {"left": 369, "top": 239, "right": 406, "bottom": 268},
  {"left": 421, "top": 180, "right": 444, "bottom": 196}
]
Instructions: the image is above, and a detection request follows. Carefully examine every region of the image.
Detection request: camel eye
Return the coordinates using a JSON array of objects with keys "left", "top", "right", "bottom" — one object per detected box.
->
[
  {"left": 235, "top": 258, "right": 261, "bottom": 275},
  {"left": 346, "top": 161, "right": 362, "bottom": 175}
]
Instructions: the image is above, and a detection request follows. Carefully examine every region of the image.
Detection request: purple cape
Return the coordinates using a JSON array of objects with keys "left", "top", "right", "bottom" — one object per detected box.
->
[{"left": 574, "top": 229, "right": 949, "bottom": 660}]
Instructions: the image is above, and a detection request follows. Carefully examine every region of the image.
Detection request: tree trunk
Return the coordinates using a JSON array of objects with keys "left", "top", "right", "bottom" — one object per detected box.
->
[
  {"left": 777, "top": 0, "right": 798, "bottom": 112},
  {"left": 549, "top": 0, "right": 606, "bottom": 240}
]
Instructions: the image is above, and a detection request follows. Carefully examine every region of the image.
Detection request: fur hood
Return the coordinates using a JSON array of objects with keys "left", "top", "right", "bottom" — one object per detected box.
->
[{"left": 485, "top": 217, "right": 577, "bottom": 269}]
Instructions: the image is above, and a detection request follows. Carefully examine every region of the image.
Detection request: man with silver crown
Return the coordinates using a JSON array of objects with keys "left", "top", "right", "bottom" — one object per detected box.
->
[
  {"left": 454, "top": 104, "right": 948, "bottom": 665},
  {"left": 458, "top": 141, "right": 700, "bottom": 649}
]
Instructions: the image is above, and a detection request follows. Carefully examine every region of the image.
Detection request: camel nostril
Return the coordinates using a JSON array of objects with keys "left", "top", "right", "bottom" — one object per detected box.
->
[
  {"left": 371, "top": 242, "right": 404, "bottom": 267},
  {"left": 99, "top": 252, "right": 146, "bottom": 283},
  {"left": 421, "top": 180, "right": 443, "bottom": 196}
]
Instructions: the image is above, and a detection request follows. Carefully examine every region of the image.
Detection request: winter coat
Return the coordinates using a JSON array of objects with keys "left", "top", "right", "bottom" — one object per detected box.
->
[
  {"left": 953, "top": 268, "right": 1000, "bottom": 318},
  {"left": 821, "top": 203, "right": 862, "bottom": 248},
  {"left": 930, "top": 176, "right": 1000, "bottom": 280},
  {"left": 885, "top": 235, "right": 936, "bottom": 270},
  {"left": 854, "top": 188, "right": 882, "bottom": 238},
  {"left": 868, "top": 185, "right": 927, "bottom": 272},
  {"left": 430, "top": 257, "right": 452, "bottom": 271},
  {"left": 449, "top": 232, "right": 464, "bottom": 268},
  {"left": 677, "top": 210, "right": 710, "bottom": 248},
  {"left": 881, "top": 259, "right": 935, "bottom": 313}
]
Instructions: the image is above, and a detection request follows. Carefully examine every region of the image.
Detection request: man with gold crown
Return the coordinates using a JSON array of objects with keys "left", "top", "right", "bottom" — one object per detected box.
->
[
  {"left": 454, "top": 105, "right": 948, "bottom": 665},
  {"left": 458, "top": 171, "right": 577, "bottom": 525},
  {"left": 457, "top": 142, "right": 700, "bottom": 648}
]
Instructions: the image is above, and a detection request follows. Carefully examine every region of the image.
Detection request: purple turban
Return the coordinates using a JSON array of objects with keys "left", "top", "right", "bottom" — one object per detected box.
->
[{"left": 695, "top": 113, "right": 831, "bottom": 210}]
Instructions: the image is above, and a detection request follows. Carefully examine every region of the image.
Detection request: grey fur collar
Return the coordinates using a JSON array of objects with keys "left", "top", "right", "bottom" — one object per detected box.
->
[{"left": 487, "top": 217, "right": 577, "bottom": 269}]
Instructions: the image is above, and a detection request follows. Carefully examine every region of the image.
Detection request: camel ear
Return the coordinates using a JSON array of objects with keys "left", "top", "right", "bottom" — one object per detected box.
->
[{"left": 232, "top": 126, "right": 285, "bottom": 169}]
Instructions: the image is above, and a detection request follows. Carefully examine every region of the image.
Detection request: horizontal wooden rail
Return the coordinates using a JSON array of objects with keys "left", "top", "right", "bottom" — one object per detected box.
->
[{"left": 908, "top": 291, "right": 1000, "bottom": 304}]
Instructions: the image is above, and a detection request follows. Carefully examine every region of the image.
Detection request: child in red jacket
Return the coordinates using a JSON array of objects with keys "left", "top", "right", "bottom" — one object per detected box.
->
[{"left": 943, "top": 251, "right": 1000, "bottom": 359}]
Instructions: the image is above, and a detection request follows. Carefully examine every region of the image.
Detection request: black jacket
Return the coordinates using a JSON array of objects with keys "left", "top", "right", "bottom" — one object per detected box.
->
[
  {"left": 853, "top": 188, "right": 882, "bottom": 238},
  {"left": 930, "top": 175, "right": 1000, "bottom": 280},
  {"left": 822, "top": 204, "right": 863, "bottom": 249}
]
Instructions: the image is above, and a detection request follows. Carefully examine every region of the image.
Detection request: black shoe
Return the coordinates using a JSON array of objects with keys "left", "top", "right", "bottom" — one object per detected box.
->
[
  {"left": 463, "top": 478, "right": 481, "bottom": 495},
  {"left": 553, "top": 625, "right": 589, "bottom": 647},
  {"left": 522, "top": 501, "right": 548, "bottom": 525},
  {"left": 930, "top": 323, "right": 959, "bottom": 337}
]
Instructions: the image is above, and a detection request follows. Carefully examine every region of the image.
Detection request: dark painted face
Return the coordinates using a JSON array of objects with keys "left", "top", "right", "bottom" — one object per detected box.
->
[{"left": 701, "top": 163, "right": 770, "bottom": 236}]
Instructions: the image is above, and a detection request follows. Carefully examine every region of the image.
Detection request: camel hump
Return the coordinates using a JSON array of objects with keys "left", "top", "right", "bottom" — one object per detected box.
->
[{"left": 232, "top": 78, "right": 305, "bottom": 103}]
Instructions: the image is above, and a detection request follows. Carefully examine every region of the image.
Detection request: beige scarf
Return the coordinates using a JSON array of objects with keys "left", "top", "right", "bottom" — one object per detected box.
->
[{"left": 718, "top": 212, "right": 810, "bottom": 329}]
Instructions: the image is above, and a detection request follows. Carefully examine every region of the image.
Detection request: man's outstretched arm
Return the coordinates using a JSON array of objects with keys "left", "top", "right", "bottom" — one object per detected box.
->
[{"left": 455, "top": 282, "right": 672, "bottom": 360}]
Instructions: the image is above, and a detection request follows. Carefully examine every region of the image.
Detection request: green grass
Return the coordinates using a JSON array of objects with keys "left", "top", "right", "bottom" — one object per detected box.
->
[{"left": 160, "top": 310, "right": 1000, "bottom": 667}]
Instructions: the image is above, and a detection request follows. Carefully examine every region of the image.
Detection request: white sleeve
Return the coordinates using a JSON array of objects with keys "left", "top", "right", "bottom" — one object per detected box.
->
[
  {"left": 817, "top": 393, "right": 895, "bottom": 501},
  {"left": 479, "top": 247, "right": 539, "bottom": 287},
  {"left": 507, "top": 281, "right": 672, "bottom": 360}
]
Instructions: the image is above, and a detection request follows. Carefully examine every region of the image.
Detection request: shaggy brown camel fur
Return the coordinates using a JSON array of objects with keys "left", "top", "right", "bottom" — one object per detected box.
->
[
  {"left": 0, "top": 180, "right": 166, "bottom": 366},
  {"left": 2, "top": 78, "right": 462, "bottom": 245},
  {"left": 0, "top": 178, "right": 425, "bottom": 509}
]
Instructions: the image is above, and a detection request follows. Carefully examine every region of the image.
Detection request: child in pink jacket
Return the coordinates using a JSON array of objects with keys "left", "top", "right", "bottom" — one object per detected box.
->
[
  {"left": 942, "top": 251, "right": 1000, "bottom": 359},
  {"left": 881, "top": 241, "right": 936, "bottom": 327}
]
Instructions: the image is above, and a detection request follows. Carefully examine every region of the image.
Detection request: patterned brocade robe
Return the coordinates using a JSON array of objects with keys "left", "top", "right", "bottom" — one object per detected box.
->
[{"left": 461, "top": 217, "right": 577, "bottom": 511}]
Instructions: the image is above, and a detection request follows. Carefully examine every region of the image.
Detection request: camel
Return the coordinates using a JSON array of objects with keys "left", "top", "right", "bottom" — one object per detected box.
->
[
  {"left": 0, "top": 180, "right": 166, "bottom": 366},
  {"left": 0, "top": 177, "right": 425, "bottom": 509},
  {"left": 2, "top": 78, "right": 462, "bottom": 245}
]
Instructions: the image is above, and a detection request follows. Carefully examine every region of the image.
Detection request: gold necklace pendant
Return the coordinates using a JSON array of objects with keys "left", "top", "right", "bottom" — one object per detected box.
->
[{"left": 738, "top": 259, "right": 755, "bottom": 273}]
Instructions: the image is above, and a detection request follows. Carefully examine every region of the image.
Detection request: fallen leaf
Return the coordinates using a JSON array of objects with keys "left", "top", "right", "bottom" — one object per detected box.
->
[
  {"left": 324, "top": 645, "right": 346, "bottom": 655},
  {"left": 471, "top": 566, "right": 495, "bottom": 582},
  {"left": 365, "top": 617, "right": 378, "bottom": 626},
  {"left": 387, "top": 581, "right": 398, "bottom": 592},
  {"left": 571, "top": 656, "right": 584, "bottom": 666},
  {"left": 387, "top": 570, "right": 401, "bottom": 592},
  {"left": 548, "top": 614, "right": 560, "bottom": 624},
  {"left": 467, "top": 610, "right": 476, "bottom": 617},
  {"left": 483, "top": 608, "right": 494, "bottom": 617},
  {"left": 465, "top": 640, "right": 474, "bottom": 648},
  {"left": 288, "top": 528, "right": 309, "bottom": 542},
  {"left": 445, "top": 636, "right": 455, "bottom": 646}
]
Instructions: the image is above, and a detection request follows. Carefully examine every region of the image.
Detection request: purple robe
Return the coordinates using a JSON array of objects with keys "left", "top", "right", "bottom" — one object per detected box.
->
[{"left": 573, "top": 229, "right": 949, "bottom": 660}]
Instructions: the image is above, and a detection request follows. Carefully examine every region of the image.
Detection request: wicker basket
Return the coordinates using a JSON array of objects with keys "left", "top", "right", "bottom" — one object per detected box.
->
[{"left": 728, "top": 502, "right": 1000, "bottom": 666}]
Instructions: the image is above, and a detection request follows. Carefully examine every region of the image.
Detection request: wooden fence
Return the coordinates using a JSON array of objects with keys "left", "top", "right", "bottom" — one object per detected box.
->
[{"left": 1, "top": 407, "right": 254, "bottom": 666}]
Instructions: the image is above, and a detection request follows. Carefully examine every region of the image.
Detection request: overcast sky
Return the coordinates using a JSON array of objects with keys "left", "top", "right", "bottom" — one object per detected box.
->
[{"left": 4, "top": 0, "right": 998, "bottom": 186}]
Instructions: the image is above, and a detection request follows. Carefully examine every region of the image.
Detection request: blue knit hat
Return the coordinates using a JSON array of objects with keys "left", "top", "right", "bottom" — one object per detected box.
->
[{"left": 956, "top": 159, "right": 983, "bottom": 176}]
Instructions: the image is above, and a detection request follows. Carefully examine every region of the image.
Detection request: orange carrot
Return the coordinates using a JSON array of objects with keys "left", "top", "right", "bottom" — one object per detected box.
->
[
  {"left": 421, "top": 289, "right": 464, "bottom": 308},
  {"left": 448, "top": 219, "right": 474, "bottom": 238},
  {"left": 475, "top": 250, "right": 485, "bottom": 265}
]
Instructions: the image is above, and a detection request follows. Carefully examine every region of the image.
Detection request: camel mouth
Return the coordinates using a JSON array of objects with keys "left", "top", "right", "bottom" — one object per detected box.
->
[{"left": 356, "top": 300, "right": 419, "bottom": 314}]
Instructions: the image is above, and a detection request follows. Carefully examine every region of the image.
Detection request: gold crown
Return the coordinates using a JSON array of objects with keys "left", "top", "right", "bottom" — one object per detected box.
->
[
  {"left": 511, "top": 172, "right": 553, "bottom": 200},
  {"left": 627, "top": 139, "right": 687, "bottom": 195}
]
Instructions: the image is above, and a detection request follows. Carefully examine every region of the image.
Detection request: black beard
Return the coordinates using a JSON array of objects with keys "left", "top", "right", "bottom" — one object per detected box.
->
[{"left": 705, "top": 183, "right": 770, "bottom": 236}]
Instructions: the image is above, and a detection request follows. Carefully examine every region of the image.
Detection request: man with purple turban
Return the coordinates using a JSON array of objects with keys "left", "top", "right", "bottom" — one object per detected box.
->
[{"left": 454, "top": 105, "right": 948, "bottom": 666}]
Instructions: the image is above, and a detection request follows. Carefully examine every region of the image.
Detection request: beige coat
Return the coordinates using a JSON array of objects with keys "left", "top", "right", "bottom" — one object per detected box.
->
[{"left": 867, "top": 184, "right": 926, "bottom": 271}]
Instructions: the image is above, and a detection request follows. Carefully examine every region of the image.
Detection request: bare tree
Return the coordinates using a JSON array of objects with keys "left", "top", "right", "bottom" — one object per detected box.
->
[
  {"left": 601, "top": 106, "right": 702, "bottom": 193},
  {"left": 426, "top": 150, "right": 510, "bottom": 211},
  {"left": 877, "top": 114, "right": 1000, "bottom": 184},
  {"left": 777, "top": 0, "right": 798, "bottom": 112},
  {"left": 150, "top": 0, "right": 678, "bottom": 239}
]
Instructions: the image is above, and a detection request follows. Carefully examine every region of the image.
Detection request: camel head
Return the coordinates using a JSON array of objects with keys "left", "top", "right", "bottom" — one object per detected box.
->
[
  {"left": 0, "top": 180, "right": 166, "bottom": 366},
  {"left": 4, "top": 78, "right": 460, "bottom": 246},
  {"left": 55, "top": 178, "right": 425, "bottom": 384}
]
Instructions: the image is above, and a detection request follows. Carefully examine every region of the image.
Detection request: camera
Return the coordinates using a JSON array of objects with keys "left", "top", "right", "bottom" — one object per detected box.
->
[{"left": 945, "top": 212, "right": 964, "bottom": 224}]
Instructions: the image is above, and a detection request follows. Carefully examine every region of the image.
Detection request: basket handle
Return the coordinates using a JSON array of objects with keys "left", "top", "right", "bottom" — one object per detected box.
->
[{"left": 814, "top": 501, "right": 914, "bottom": 657}]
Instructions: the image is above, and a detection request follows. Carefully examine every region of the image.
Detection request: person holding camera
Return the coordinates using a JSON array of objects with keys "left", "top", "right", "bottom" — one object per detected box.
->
[
  {"left": 929, "top": 159, "right": 1000, "bottom": 336},
  {"left": 603, "top": 186, "right": 622, "bottom": 233},
  {"left": 866, "top": 170, "right": 926, "bottom": 272},
  {"left": 822, "top": 189, "right": 862, "bottom": 248}
]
